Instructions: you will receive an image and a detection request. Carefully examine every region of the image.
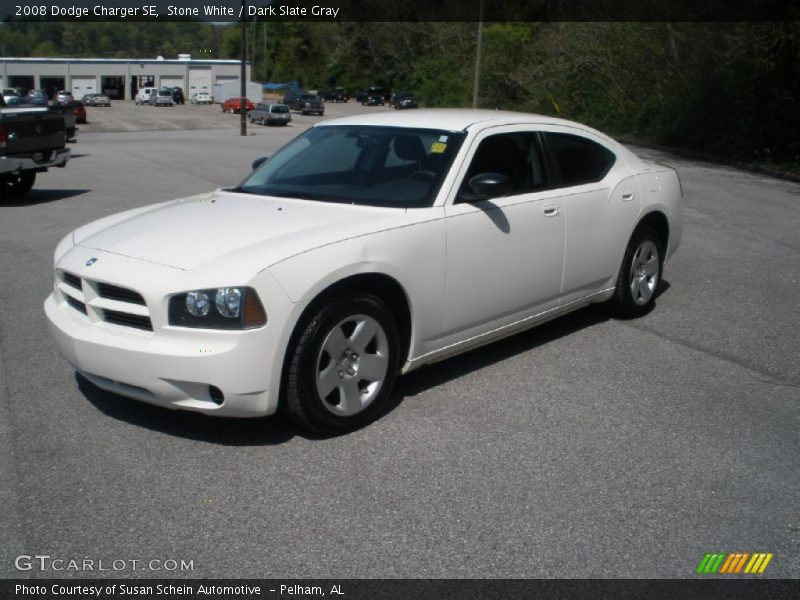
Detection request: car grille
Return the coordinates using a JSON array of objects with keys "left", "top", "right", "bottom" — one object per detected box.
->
[
  {"left": 96, "top": 282, "right": 146, "bottom": 305},
  {"left": 102, "top": 309, "right": 153, "bottom": 332},
  {"left": 59, "top": 271, "right": 153, "bottom": 333},
  {"left": 65, "top": 295, "right": 87, "bottom": 315}
]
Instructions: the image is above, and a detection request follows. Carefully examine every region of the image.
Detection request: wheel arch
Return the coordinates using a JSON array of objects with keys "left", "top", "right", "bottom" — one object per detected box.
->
[
  {"left": 634, "top": 210, "right": 670, "bottom": 254},
  {"left": 277, "top": 272, "right": 413, "bottom": 407}
]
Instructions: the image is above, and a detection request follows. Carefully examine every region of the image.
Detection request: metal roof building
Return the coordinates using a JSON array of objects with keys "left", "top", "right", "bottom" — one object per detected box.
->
[{"left": 0, "top": 56, "right": 252, "bottom": 101}]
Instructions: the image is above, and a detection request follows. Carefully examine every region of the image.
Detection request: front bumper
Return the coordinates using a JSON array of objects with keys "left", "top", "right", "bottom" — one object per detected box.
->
[{"left": 44, "top": 248, "right": 291, "bottom": 418}]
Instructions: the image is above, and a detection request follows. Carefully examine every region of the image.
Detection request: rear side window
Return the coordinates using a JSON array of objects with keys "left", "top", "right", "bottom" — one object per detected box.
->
[{"left": 545, "top": 132, "right": 615, "bottom": 186}]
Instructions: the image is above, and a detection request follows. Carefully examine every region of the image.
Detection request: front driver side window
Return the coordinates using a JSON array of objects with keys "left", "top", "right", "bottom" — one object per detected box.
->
[{"left": 461, "top": 132, "right": 546, "bottom": 196}]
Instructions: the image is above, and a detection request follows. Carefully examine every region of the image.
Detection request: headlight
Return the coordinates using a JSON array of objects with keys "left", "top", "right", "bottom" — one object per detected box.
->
[{"left": 169, "top": 287, "right": 266, "bottom": 329}]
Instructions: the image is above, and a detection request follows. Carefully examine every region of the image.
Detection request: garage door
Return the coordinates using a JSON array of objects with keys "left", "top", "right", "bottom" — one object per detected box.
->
[
  {"left": 71, "top": 76, "right": 97, "bottom": 97},
  {"left": 188, "top": 67, "right": 211, "bottom": 97},
  {"left": 160, "top": 75, "right": 184, "bottom": 89}
]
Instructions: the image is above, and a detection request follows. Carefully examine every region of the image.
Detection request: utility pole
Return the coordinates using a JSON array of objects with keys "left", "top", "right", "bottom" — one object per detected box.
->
[
  {"left": 472, "top": 0, "right": 484, "bottom": 109},
  {"left": 240, "top": 0, "right": 247, "bottom": 136}
]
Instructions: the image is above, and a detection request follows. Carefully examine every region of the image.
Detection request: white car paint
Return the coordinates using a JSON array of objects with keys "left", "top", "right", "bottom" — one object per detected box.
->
[{"left": 45, "top": 109, "right": 682, "bottom": 421}]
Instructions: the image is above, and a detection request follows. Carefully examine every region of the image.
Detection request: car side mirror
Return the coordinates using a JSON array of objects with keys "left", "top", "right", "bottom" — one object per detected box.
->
[
  {"left": 456, "top": 172, "right": 512, "bottom": 203},
  {"left": 252, "top": 156, "right": 269, "bottom": 170}
]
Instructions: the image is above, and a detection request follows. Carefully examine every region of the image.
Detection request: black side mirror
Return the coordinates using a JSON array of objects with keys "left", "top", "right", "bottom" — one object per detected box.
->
[
  {"left": 251, "top": 156, "right": 269, "bottom": 170},
  {"left": 457, "top": 172, "right": 512, "bottom": 203}
]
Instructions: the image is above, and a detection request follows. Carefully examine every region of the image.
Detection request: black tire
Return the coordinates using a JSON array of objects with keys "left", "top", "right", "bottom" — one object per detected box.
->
[
  {"left": 285, "top": 294, "right": 400, "bottom": 434},
  {"left": 608, "top": 227, "right": 663, "bottom": 318},
  {"left": 1, "top": 172, "right": 36, "bottom": 199}
]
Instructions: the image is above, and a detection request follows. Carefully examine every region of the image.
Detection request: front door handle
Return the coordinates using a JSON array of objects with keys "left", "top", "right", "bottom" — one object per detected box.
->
[{"left": 543, "top": 204, "right": 560, "bottom": 217}]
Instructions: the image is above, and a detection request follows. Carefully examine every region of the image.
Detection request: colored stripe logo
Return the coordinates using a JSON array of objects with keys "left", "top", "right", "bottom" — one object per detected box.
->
[{"left": 696, "top": 552, "right": 773, "bottom": 574}]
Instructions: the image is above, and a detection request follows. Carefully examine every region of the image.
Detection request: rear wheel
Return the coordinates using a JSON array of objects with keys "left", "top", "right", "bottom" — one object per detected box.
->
[
  {"left": 609, "top": 227, "right": 663, "bottom": 317},
  {"left": 286, "top": 294, "right": 400, "bottom": 434},
  {"left": 1, "top": 172, "right": 36, "bottom": 199}
]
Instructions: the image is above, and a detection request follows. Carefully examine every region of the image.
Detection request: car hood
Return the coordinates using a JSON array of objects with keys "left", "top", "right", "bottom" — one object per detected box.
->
[{"left": 73, "top": 190, "right": 410, "bottom": 271}]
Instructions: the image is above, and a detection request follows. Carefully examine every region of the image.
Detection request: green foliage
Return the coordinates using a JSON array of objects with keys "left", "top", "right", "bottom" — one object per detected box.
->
[{"left": 2, "top": 20, "right": 797, "bottom": 166}]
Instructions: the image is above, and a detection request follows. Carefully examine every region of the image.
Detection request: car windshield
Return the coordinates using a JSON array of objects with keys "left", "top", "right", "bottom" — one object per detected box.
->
[
  {"left": 158, "top": 90, "right": 172, "bottom": 96},
  {"left": 236, "top": 125, "right": 466, "bottom": 208},
  {"left": 271, "top": 105, "right": 289, "bottom": 113}
]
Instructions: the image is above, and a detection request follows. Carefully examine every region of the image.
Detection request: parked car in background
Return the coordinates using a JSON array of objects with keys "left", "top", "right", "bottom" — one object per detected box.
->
[
  {"left": 363, "top": 93, "right": 385, "bottom": 106},
  {"left": 170, "top": 87, "right": 185, "bottom": 105},
  {"left": 25, "top": 90, "right": 48, "bottom": 106},
  {"left": 83, "top": 93, "right": 110, "bottom": 107},
  {"left": 55, "top": 90, "right": 73, "bottom": 104},
  {"left": 44, "top": 109, "right": 682, "bottom": 434},
  {"left": 221, "top": 97, "right": 255, "bottom": 114},
  {"left": 69, "top": 100, "right": 87, "bottom": 124},
  {"left": 4, "top": 96, "right": 25, "bottom": 107},
  {"left": 288, "top": 93, "right": 324, "bottom": 115},
  {"left": 247, "top": 103, "right": 291, "bottom": 126},
  {"left": 191, "top": 92, "right": 213, "bottom": 105},
  {"left": 149, "top": 89, "right": 174, "bottom": 107},
  {"left": 134, "top": 87, "right": 157, "bottom": 105},
  {"left": 2, "top": 89, "right": 19, "bottom": 103},
  {"left": 323, "top": 87, "right": 349, "bottom": 102},
  {"left": 392, "top": 91, "right": 419, "bottom": 109}
]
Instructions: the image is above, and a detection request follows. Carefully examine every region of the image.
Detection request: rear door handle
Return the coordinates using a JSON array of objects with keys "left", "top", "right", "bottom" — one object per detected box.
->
[
  {"left": 622, "top": 189, "right": 635, "bottom": 201},
  {"left": 543, "top": 204, "right": 560, "bottom": 217}
]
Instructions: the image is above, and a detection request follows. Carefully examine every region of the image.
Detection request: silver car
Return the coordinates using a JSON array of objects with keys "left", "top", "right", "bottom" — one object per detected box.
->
[
  {"left": 248, "top": 103, "right": 291, "bottom": 126},
  {"left": 150, "top": 89, "right": 174, "bottom": 107}
]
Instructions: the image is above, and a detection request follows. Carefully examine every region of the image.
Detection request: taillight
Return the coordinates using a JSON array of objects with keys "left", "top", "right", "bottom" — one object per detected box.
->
[{"left": 0, "top": 124, "right": 6, "bottom": 148}]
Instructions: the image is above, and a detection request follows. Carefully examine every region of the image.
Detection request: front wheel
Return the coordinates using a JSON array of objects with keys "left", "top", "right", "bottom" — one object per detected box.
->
[
  {"left": 609, "top": 227, "right": 663, "bottom": 318},
  {"left": 285, "top": 294, "right": 400, "bottom": 434},
  {"left": 1, "top": 172, "right": 36, "bottom": 199}
]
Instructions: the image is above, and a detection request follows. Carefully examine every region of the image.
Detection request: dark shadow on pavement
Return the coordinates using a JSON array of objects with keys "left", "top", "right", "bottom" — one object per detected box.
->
[
  {"left": 76, "top": 300, "right": 628, "bottom": 444},
  {"left": 0, "top": 188, "right": 91, "bottom": 207},
  {"left": 385, "top": 304, "right": 610, "bottom": 412},
  {"left": 76, "top": 373, "right": 301, "bottom": 446}
]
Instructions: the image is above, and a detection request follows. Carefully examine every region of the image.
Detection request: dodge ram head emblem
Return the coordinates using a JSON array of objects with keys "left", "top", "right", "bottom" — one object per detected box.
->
[{"left": 85, "top": 258, "right": 97, "bottom": 266}]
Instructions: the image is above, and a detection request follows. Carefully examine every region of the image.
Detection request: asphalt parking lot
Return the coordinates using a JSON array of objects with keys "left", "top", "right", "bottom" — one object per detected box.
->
[{"left": 0, "top": 100, "right": 798, "bottom": 579}]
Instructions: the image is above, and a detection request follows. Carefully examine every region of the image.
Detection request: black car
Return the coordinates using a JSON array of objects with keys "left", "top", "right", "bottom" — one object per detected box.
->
[
  {"left": 323, "top": 87, "right": 348, "bottom": 103},
  {"left": 392, "top": 91, "right": 419, "bottom": 109},
  {"left": 363, "top": 94, "right": 385, "bottom": 106},
  {"left": 170, "top": 87, "right": 185, "bottom": 105},
  {"left": 289, "top": 94, "right": 324, "bottom": 115}
]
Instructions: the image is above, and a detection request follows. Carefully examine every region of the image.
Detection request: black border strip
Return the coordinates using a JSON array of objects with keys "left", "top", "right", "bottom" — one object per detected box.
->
[
  {"left": 3, "top": 0, "right": 799, "bottom": 23},
  {"left": 2, "top": 579, "right": 799, "bottom": 600}
]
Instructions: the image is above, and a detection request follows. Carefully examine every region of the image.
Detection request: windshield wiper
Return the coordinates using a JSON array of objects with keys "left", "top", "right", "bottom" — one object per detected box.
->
[
  {"left": 267, "top": 191, "right": 324, "bottom": 201},
  {"left": 225, "top": 186, "right": 261, "bottom": 195}
]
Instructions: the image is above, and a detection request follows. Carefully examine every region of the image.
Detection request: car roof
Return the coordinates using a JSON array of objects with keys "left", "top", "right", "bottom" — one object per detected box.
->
[{"left": 319, "top": 108, "right": 613, "bottom": 137}]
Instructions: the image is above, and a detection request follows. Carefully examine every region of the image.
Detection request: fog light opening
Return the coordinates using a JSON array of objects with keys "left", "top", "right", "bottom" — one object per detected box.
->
[{"left": 208, "top": 385, "right": 225, "bottom": 405}]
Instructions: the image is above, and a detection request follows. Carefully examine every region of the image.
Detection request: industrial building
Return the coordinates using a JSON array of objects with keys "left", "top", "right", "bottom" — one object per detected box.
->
[{"left": 0, "top": 55, "right": 252, "bottom": 101}]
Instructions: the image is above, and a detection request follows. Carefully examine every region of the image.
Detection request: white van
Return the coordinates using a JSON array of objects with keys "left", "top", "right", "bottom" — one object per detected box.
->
[{"left": 134, "top": 87, "right": 157, "bottom": 105}]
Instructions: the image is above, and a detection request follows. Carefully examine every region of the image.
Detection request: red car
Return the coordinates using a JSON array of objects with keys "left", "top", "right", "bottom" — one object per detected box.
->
[
  {"left": 221, "top": 97, "right": 255, "bottom": 114},
  {"left": 71, "top": 100, "right": 87, "bottom": 124}
]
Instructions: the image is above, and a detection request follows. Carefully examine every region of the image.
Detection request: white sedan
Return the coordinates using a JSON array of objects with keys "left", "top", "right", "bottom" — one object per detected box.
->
[{"left": 45, "top": 110, "right": 682, "bottom": 433}]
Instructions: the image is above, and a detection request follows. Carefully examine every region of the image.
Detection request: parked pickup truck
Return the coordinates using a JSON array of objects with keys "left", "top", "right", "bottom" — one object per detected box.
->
[{"left": 0, "top": 97, "right": 71, "bottom": 200}]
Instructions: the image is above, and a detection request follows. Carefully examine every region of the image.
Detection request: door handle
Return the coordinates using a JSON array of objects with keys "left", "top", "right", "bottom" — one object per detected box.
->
[
  {"left": 622, "top": 189, "right": 635, "bottom": 201},
  {"left": 543, "top": 204, "right": 560, "bottom": 217}
]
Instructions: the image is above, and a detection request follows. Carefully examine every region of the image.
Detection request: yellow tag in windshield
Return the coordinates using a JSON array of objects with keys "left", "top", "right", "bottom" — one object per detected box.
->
[{"left": 430, "top": 142, "right": 447, "bottom": 154}]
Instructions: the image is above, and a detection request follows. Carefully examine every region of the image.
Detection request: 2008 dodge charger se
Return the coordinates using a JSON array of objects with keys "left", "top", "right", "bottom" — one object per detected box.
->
[{"left": 45, "top": 110, "right": 683, "bottom": 433}]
